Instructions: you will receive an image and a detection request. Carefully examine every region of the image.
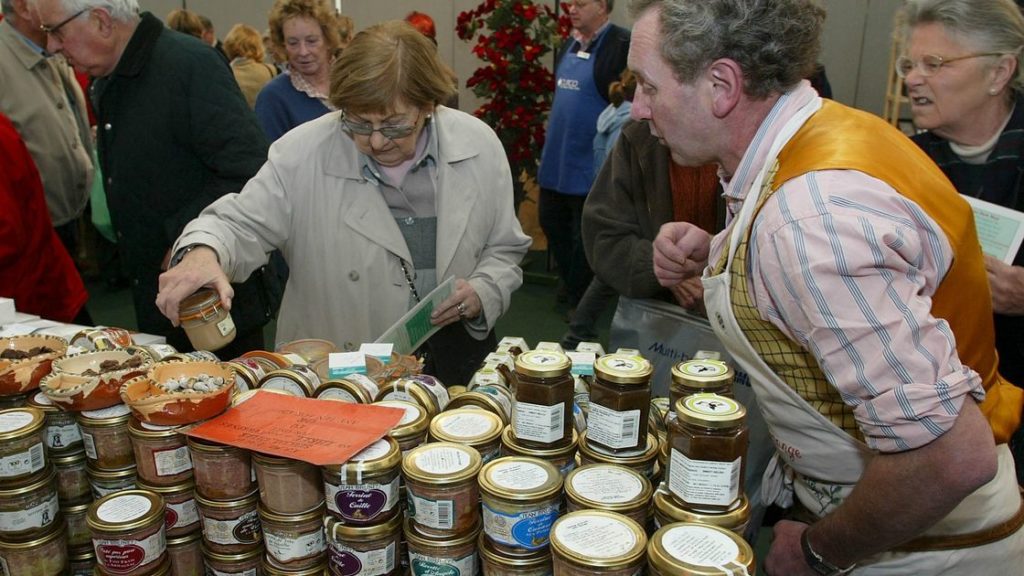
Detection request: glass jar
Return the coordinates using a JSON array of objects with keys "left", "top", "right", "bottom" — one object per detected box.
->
[
  {"left": 404, "top": 518, "right": 480, "bottom": 576},
  {"left": 402, "top": 442, "right": 482, "bottom": 537},
  {"left": 262, "top": 557, "right": 329, "bottom": 576},
  {"left": 136, "top": 479, "right": 201, "bottom": 538},
  {"left": 27, "top": 391, "right": 83, "bottom": 453},
  {"left": 0, "top": 464, "right": 60, "bottom": 540},
  {"left": 260, "top": 503, "right": 327, "bottom": 570},
  {"left": 0, "top": 393, "right": 28, "bottom": 410},
  {"left": 0, "top": 406, "right": 47, "bottom": 482},
  {"left": 259, "top": 368, "right": 319, "bottom": 397},
  {"left": 0, "top": 518, "right": 68, "bottom": 576},
  {"left": 225, "top": 357, "right": 267, "bottom": 395},
  {"left": 649, "top": 398, "right": 671, "bottom": 440},
  {"left": 447, "top": 384, "right": 513, "bottom": 425},
  {"left": 478, "top": 531, "right": 552, "bottom": 576},
  {"left": 178, "top": 288, "right": 236, "bottom": 352},
  {"left": 64, "top": 500, "right": 92, "bottom": 549},
  {"left": 322, "top": 437, "right": 401, "bottom": 525},
  {"left": 325, "top": 512, "right": 403, "bottom": 576},
  {"left": 376, "top": 375, "right": 450, "bottom": 418},
  {"left": 195, "top": 490, "right": 262, "bottom": 554},
  {"left": 202, "top": 544, "right": 263, "bottom": 574},
  {"left": 51, "top": 448, "right": 92, "bottom": 503},
  {"left": 373, "top": 400, "right": 429, "bottom": 455},
  {"left": 511, "top": 350, "right": 574, "bottom": 449},
  {"left": 668, "top": 394, "right": 748, "bottom": 512},
  {"left": 88, "top": 463, "right": 137, "bottom": 499},
  {"left": 127, "top": 418, "right": 193, "bottom": 486},
  {"left": 669, "top": 360, "right": 734, "bottom": 409},
  {"left": 277, "top": 338, "right": 338, "bottom": 364},
  {"left": 254, "top": 452, "right": 324, "bottom": 515},
  {"left": 647, "top": 522, "right": 755, "bottom": 576},
  {"left": 549, "top": 510, "right": 646, "bottom": 576},
  {"left": 652, "top": 484, "right": 750, "bottom": 535},
  {"left": 187, "top": 437, "right": 254, "bottom": 500},
  {"left": 578, "top": 431, "right": 659, "bottom": 482},
  {"left": 564, "top": 464, "right": 653, "bottom": 528},
  {"left": 77, "top": 404, "right": 134, "bottom": 471},
  {"left": 68, "top": 547, "right": 96, "bottom": 576},
  {"left": 500, "top": 425, "right": 578, "bottom": 479},
  {"left": 429, "top": 409, "right": 503, "bottom": 463},
  {"left": 478, "top": 456, "right": 562, "bottom": 554},
  {"left": 87, "top": 490, "right": 167, "bottom": 576},
  {"left": 317, "top": 379, "right": 374, "bottom": 404},
  {"left": 166, "top": 529, "right": 204, "bottom": 576},
  {"left": 586, "top": 354, "right": 652, "bottom": 454}
]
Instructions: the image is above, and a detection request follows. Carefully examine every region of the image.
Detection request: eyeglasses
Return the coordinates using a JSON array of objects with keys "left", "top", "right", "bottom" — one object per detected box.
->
[
  {"left": 39, "top": 9, "right": 87, "bottom": 41},
  {"left": 896, "top": 52, "right": 1004, "bottom": 78},
  {"left": 340, "top": 110, "right": 422, "bottom": 140}
]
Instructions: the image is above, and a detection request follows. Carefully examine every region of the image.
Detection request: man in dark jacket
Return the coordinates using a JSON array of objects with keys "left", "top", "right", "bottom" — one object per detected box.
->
[{"left": 34, "top": 0, "right": 280, "bottom": 356}]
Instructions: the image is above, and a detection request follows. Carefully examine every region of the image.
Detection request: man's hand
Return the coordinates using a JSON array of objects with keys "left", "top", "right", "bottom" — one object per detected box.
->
[
  {"left": 984, "top": 255, "right": 1024, "bottom": 315},
  {"left": 653, "top": 222, "right": 711, "bottom": 287},
  {"left": 669, "top": 276, "right": 705, "bottom": 312},
  {"left": 765, "top": 521, "right": 818, "bottom": 576},
  {"left": 156, "top": 246, "right": 233, "bottom": 326}
]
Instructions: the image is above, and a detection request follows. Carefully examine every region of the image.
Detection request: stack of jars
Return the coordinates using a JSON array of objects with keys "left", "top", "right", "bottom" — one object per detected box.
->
[
  {"left": 87, "top": 489, "right": 171, "bottom": 575},
  {"left": 253, "top": 451, "right": 327, "bottom": 574},
  {"left": 506, "top": 350, "right": 579, "bottom": 478},
  {"left": 79, "top": 403, "right": 138, "bottom": 500}
]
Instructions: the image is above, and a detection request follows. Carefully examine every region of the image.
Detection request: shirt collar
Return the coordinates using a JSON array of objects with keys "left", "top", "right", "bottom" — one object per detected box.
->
[{"left": 575, "top": 20, "right": 611, "bottom": 52}]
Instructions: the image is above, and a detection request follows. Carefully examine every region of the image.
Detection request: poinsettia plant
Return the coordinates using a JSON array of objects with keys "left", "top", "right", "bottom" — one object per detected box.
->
[{"left": 456, "top": 1, "right": 571, "bottom": 187}]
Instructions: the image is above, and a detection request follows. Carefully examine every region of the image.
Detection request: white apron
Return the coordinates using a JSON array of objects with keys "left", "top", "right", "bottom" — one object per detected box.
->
[{"left": 701, "top": 96, "right": 1023, "bottom": 574}]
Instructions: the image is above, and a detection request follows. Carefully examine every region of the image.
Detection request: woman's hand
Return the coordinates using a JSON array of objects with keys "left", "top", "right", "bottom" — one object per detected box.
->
[
  {"left": 155, "top": 246, "right": 234, "bottom": 326},
  {"left": 985, "top": 255, "right": 1024, "bottom": 315},
  {"left": 431, "top": 279, "right": 482, "bottom": 327}
]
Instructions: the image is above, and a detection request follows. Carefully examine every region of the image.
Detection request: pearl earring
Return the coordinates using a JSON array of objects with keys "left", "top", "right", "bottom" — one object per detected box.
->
[{"left": 990, "top": 88, "right": 999, "bottom": 95}]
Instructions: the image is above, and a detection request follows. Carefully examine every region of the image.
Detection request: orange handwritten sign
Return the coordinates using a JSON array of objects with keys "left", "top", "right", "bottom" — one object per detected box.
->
[{"left": 186, "top": 391, "right": 404, "bottom": 465}]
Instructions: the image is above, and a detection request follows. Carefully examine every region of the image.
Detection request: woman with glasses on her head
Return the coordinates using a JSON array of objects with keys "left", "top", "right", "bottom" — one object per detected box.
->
[
  {"left": 901, "top": 0, "right": 1024, "bottom": 482},
  {"left": 155, "top": 20, "right": 531, "bottom": 386}
]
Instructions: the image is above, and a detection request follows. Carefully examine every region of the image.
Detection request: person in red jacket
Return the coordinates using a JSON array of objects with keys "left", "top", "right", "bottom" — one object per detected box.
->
[{"left": 0, "top": 112, "right": 90, "bottom": 324}]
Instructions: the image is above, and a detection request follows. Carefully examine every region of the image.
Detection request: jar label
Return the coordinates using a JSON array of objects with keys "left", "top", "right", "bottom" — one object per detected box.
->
[
  {"left": 216, "top": 314, "right": 235, "bottom": 337},
  {"left": 513, "top": 401, "right": 565, "bottom": 444},
  {"left": 382, "top": 390, "right": 416, "bottom": 405},
  {"left": 81, "top": 404, "right": 131, "bottom": 419},
  {"left": 570, "top": 466, "right": 644, "bottom": 504},
  {"left": 439, "top": 412, "right": 496, "bottom": 439},
  {"left": 482, "top": 501, "right": 559, "bottom": 550},
  {"left": 680, "top": 360, "right": 728, "bottom": 377},
  {"left": 265, "top": 525, "right": 326, "bottom": 563},
  {"left": 92, "top": 478, "right": 136, "bottom": 499},
  {"left": 408, "top": 550, "right": 477, "bottom": 576},
  {"left": 165, "top": 497, "right": 199, "bottom": 531},
  {"left": 82, "top": 432, "right": 97, "bottom": 460},
  {"left": 682, "top": 394, "right": 740, "bottom": 417},
  {"left": 0, "top": 410, "right": 34, "bottom": 432},
  {"left": 345, "top": 374, "right": 380, "bottom": 399},
  {"left": 474, "top": 386, "right": 512, "bottom": 418},
  {"left": 661, "top": 524, "right": 741, "bottom": 566},
  {"left": 329, "top": 540, "right": 396, "bottom": 576},
  {"left": 318, "top": 388, "right": 359, "bottom": 403},
  {"left": 95, "top": 530, "right": 166, "bottom": 574},
  {"left": 97, "top": 493, "right": 152, "bottom": 522},
  {"left": 152, "top": 445, "right": 193, "bottom": 477},
  {"left": 407, "top": 493, "right": 455, "bottom": 530},
  {"left": 471, "top": 369, "right": 501, "bottom": 388},
  {"left": 490, "top": 460, "right": 549, "bottom": 490},
  {"left": 352, "top": 439, "right": 392, "bottom": 462},
  {"left": 553, "top": 514, "right": 637, "bottom": 558},
  {"left": 45, "top": 422, "right": 82, "bottom": 450},
  {"left": 415, "top": 446, "right": 472, "bottom": 475},
  {"left": 405, "top": 376, "right": 450, "bottom": 410},
  {"left": 586, "top": 404, "right": 641, "bottom": 449},
  {"left": 386, "top": 402, "right": 422, "bottom": 426},
  {"left": 325, "top": 476, "right": 399, "bottom": 522},
  {"left": 139, "top": 422, "right": 176, "bottom": 432},
  {"left": 669, "top": 449, "right": 741, "bottom": 507},
  {"left": 202, "top": 509, "right": 261, "bottom": 545},
  {"left": 32, "top": 391, "right": 54, "bottom": 406},
  {"left": 0, "top": 441, "right": 44, "bottom": 477},
  {"left": 260, "top": 377, "right": 306, "bottom": 397},
  {"left": 0, "top": 490, "right": 58, "bottom": 532}
]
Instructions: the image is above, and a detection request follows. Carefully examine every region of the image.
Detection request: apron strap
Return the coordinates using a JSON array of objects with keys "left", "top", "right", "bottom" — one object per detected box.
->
[{"left": 894, "top": 488, "right": 1024, "bottom": 552}]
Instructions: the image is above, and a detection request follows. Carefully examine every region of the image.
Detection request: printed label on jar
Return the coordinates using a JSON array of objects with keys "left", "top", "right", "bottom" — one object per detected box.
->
[
  {"left": 202, "top": 509, "right": 261, "bottom": 545},
  {"left": 389, "top": 403, "right": 422, "bottom": 426},
  {"left": 661, "top": 524, "right": 740, "bottom": 566},
  {"left": 0, "top": 410, "right": 34, "bottom": 432},
  {"left": 325, "top": 476, "right": 399, "bottom": 522},
  {"left": 94, "top": 530, "right": 166, "bottom": 574},
  {"left": 490, "top": 460, "right": 549, "bottom": 490},
  {"left": 416, "top": 446, "right": 472, "bottom": 475},
  {"left": 345, "top": 374, "right": 380, "bottom": 399},
  {"left": 265, "top": 525, "right": 326, "bottom": 563},
  {"left": 439, "top": 412, "right": 497, "bottom": 439},
  {"left": 260, "top": 377, "right": 306, "bottom": 397},
  {"left": 45, "top": 422, "right": 81, "bottom": 450},
  {"left": 152, "top": 445, "right": 193, "bottom": 476},
  {"left": 554, "top": 514, "right": 637, "bottom": 558},
  {"left": 407, "top": 376, "right": 450, "bottom": 409},
  {"left": 0, "top": 490, "right": 58, "bottom": 532},
  {"left": 0, "top": 441, "right": 44, "bottom": 477},
  {"left": 216, "top": 315, "right": 235, "bottom": 337},
  {"left": 680, "top": 361, "right": 727, "bottom": 377},
  {"left": 381, "top": 390, "right": 416, "bottom": 405},
  {"left": 513, "top": 401, "right": 565, "bottom": 444},
  {"left": 408, "top": 493, "right": 455, "bottom": 530},
  {"left": 408, "top": 550, "right": 477, "bottom": 576},
  {"left": 82, "top": 432, "right": 97, "bottom": 460},
  {"left": 669, "top": 450, "right": 741, "bottom": 507},
  {"left": 165, "top": 498, "right": 199, "bottom": 531},
  {"left": 586, "top": 404, "right": 641, "bottom": 449},
  {"left": 92, "top": 479, "right": 136, "bottom": 498},
  {"left": 81, "top": 404, "right": 131, "bottom": 419},
  {"left": 570, "top": 466, "right": 644, "bottom": 503},
  {"left": 474, "top": 386, "right": 512, "bottom": 418},
  {"left": 329, "top": 540, "right": 396, "bottom": 576},
  {"left": 97, "top": 493, "right": 152, "bottom": 522},
  {"left": 482, "top": 502, "right": 559, "bottom": 550},
  {"left": 32, "top": 391, "right": 54, "bottom": 406},
  {"left": 318, "top": 388, "right": 359, "bottom": 403},
  {"left": 352, "top": 439, "right": 392, "bottom": 462}
]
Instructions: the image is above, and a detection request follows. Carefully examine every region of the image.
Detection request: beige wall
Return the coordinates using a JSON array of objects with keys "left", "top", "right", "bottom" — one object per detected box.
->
[{"left": 140, "top": 0, "right": 904, "bottom": 117}]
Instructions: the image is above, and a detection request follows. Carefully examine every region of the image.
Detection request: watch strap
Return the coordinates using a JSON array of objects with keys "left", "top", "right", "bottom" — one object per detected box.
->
[{"left": 801, "top": 528, "right": 855, "bottom": 575}]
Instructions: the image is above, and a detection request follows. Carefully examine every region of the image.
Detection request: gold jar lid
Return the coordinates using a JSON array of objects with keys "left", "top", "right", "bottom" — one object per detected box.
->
[
  {"left": 261, "top": 559, "right": 328, "bottom": 576},
  {"left": 258, "top": 502, "right": 325, "bottom": 524},
  {"left": 136, "top": 478, "right": 195, "bottom": 498},
  {"left": 372, "top": 400, "right": 429, "bottom": 439},
  {"left": 578, "top": 431, "right": 659, "bottom": 466},
  {"left": 87, "top": 489, "right": 165, "bottom": 533},
  {"left": 87, "top": 463, "right": 137, "bottom": 482},
  {"left": 594, "top": 354, "right": 653, "bottom": 385},
  {"left": 514, "top": 350, "right": 571, "bottom": 378},
  {"left": 402, "top": 442, "right": 482, "bottom": 485},
  {"left": 671, "top": 360, "right": 734, "bottom": 387},
  {"left": 68, "top": 546, "right": 95, "bottom": 562},
  {"left": 478, "top": 531, "right": 551, "bottom": 569},
  {"left": 648, "top": 522, "right": 755, "bottom": 575},
  {"left": 258, "top": 369, "right": 315, "bottom": 397},
  {"left": 315, "top": 380, "right": 372, "bottom": 404},
  {"left": 403, "top": 516, "right": 480, "bottom": 548},
  {"left": 202, "top": 543, "right": 263, "bottom": 564},
  {"left": 446, "top": 392, "right": 510, "bottom": 424},
  {"left": 63, "top": 500, "right": 92, "bottom": 516},
  {"left": 322, "top": 436, "right": 401, "bottom": 477},
  {"left": 653, "top": 485, "right": 750, "bottom": 530},
  {"left": 565, "top": 464, "right": 652, "bottom": 512},
  {"left": 185, "top": 436, "right": 241, "bottom": 454},
  {"left": 479, "top": 456, "right": 562, "bottom": 501},
  {"left": 550, "top": 510, "right": 647, "bottom": 568},
  {"left": 51, "top": 448, "right": 87, "bottom": 468},
  {"left": 375, "top": 381, "right": 439, "bottom": 417},
  {"left": 429, "top": 409, "right": 503, "bottom": 446},
  {"left": 76, "top": 403, "right": 131, "bottom": 426},
  {"left": 0, "top": 464, "right": 55, "bottom": 498},
  {"left": 166, "top": 529, "right": 203, "bottom": 548},
  {"left": 225, "top": 360, "right": 261, "bottom": 391},
  {"left": 447, "top": 385, "right": 468, "bottom": 398},
  {"left": 675, "top": 394, "right": 746, "bottom": 429},
  {"left": 0, "top": 518, "right": 66, "bottom": 551},
  {"left": 500, "top": 425, "right": 579, "bottom": 458},
  {"left": 127, "top": 417, "right": 185, "bottom": 439},
  {"left": 194, "top": 489, "right": 258, "bottom": 510},
  {"left": 27, "top": 392, "right": 59, "bottom": 414},
  {"left": 325, "top": 509, "right": 403, "bottom": 541},
  {"left": 0, "top": 406, "right": 45, "bottom": 441}
]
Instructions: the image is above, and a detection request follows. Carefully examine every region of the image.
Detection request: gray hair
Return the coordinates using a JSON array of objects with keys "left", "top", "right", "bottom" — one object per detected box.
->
[
  {"left": 629, "top": 0, "right": 825, "bottom": 98},
  {"left": 30, "top": 0, "right": 139, "bottom": 21},
  {"left": 898, "top": 0, "right": 1024, "bottom": 94}
]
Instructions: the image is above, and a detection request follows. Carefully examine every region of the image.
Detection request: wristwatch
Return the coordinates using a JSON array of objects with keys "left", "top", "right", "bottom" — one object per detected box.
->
[
  {"left": 169, "top": 244, "right": 211, "bottom": 268},
  {"left": 801, "top": 528, "right": 856, "bottom": 575}
]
